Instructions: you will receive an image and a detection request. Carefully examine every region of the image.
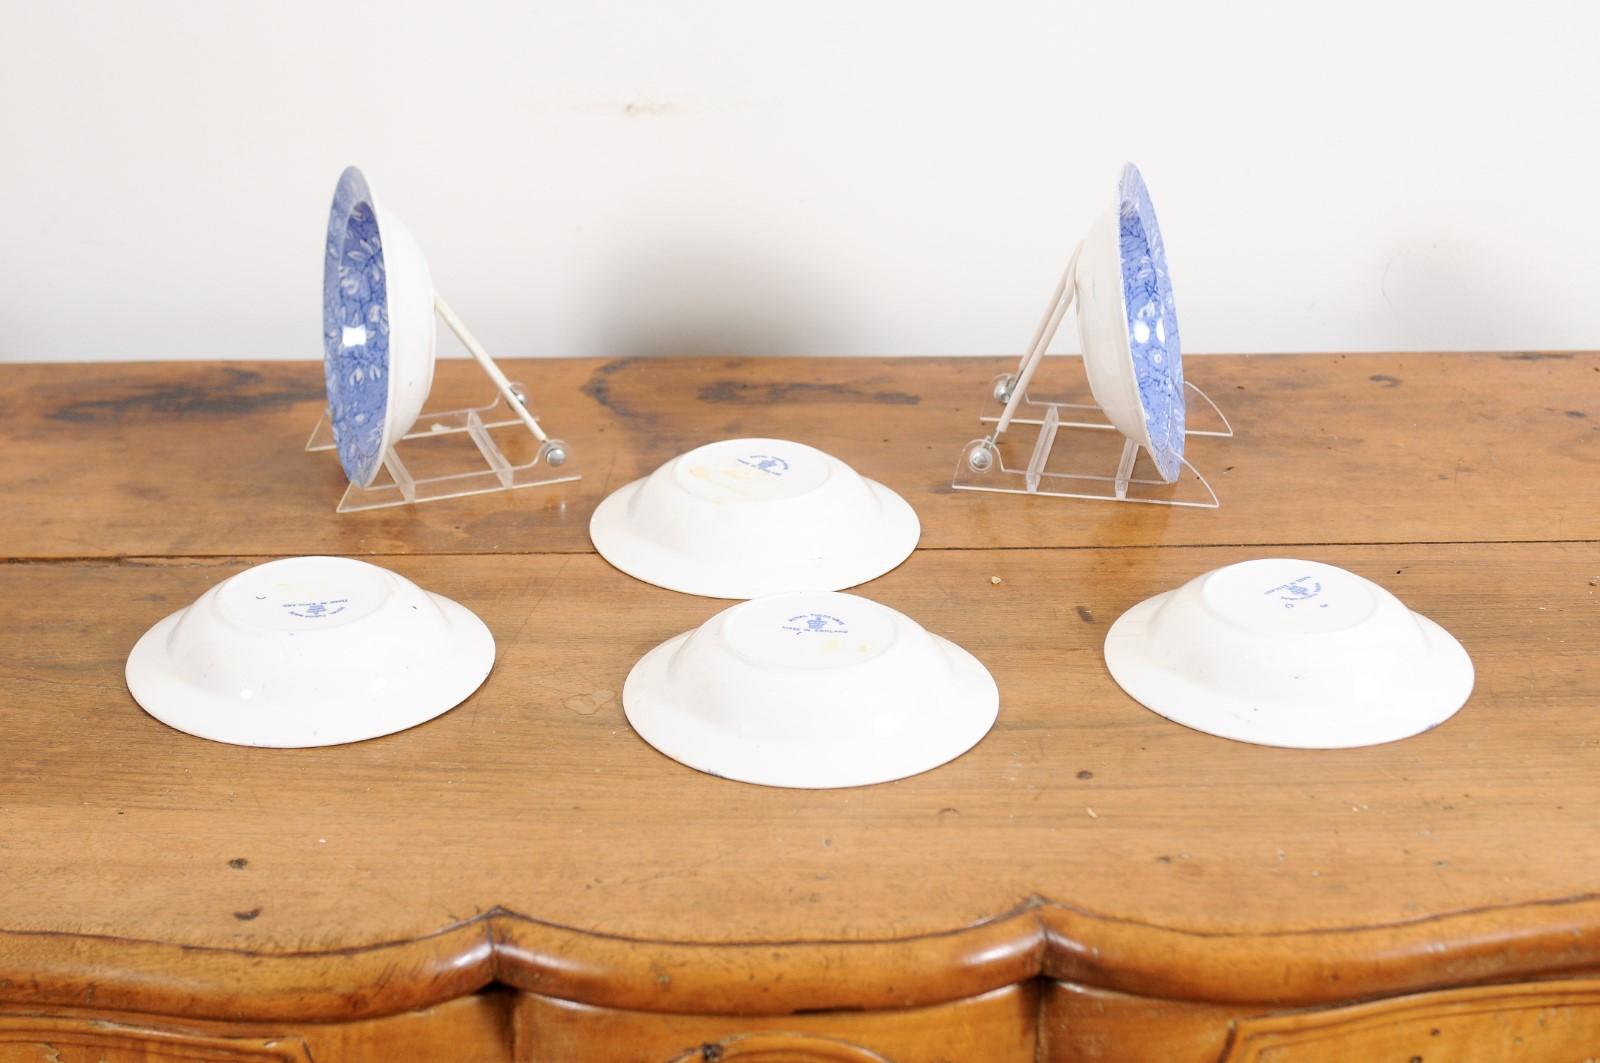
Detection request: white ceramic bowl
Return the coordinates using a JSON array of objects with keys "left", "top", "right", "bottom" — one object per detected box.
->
[
  {"left": 126, "top": 556, "right": 494, "bottom": 747},
  {"left": 589, "top": 438, "right": 921, "bottom": 599},
  {"left": 1104, "top": 558, "right": 1473, "bottom": 748},
  {"left": 322, "top": 166, "right": 438, "bottom": 487},
  {"left": 624, "top": 590, "right": 998, "bottom": 787},
  {"left": 1075, "top": 163, "right": 1186, "bottom": 482}
]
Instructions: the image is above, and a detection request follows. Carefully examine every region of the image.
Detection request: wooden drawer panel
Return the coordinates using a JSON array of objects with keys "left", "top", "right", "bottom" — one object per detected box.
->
[
  {"left": 513, "top": 984, "right": 1037, "bottom": 1063},
  {"left": 0, "top": 994, "right": 511, "bottom": 1063},
  {"left": 1044, "top": 978, "right": 1600, "bottom": 1062},
  {"left": 1041, "top": 982, "right": 1242, "bottom": 1062},
  {"left": 1225, "top": 979, "right": 1600, "bottom": 1062},
  {"left": 0, "top": 1015, "right": 310, "bottom": 1062}
]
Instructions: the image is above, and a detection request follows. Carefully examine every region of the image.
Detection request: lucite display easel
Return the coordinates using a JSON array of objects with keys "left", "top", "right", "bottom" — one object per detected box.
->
[
  {"left": 307, "top": 296, "right": 579, "bottom": 513},
  {"left": 953, "top": 372, "right": 1232, "bottom": 506},
  {"left": 952, "top": 247, "right": 1232, "bottom": 508}
]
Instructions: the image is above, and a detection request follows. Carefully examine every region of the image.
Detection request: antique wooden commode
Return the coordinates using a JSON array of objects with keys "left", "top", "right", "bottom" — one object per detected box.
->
[{"left": 1, "top": 351, "right": 1597, "bottom": 1061}]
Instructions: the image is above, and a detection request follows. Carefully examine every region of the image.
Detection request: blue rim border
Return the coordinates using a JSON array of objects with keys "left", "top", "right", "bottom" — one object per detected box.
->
[
  {"left": 321, "top": 166, "right": 391, "bottom": 486},
  {"left": 1116, "top": 163, "right": 1185, "bottom": 481}
]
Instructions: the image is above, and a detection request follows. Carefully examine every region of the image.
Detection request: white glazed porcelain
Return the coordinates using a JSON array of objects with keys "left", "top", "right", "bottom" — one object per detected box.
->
[
  {"left": 589, "top": 438, "right": 920, "bottom": 599},
  {"left": 126, "top": 556, "right": 494, "bottom": 747},
  {"left": 624, "top": 590, "right": 998, "bottom": 788},
  {"left": 1104, "top": 558, "right": 1473, "bottom": 748},
  {"left": 1073, "top": 164, "right": 1186, "bottom": 482},
  {"left": 322, "top": 166, "right": 438, "bottom": 487},
  {"left": 377, "top": 206, "right": 437, "bottom": 443}
]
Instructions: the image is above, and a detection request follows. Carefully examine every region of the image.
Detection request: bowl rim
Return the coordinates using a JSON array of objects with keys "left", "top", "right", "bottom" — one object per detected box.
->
[
  {"left": 1115, "top": 162, "right": 1185, "bottom": 481},
  {"left": 322, "top": 165, "right": 400, "bottom": 487}
]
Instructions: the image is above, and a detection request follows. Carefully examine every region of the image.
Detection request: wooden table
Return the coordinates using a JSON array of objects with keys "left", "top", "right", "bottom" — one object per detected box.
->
[{"left": 1, "top": 352, "right": 1597, "bottom": 1062}]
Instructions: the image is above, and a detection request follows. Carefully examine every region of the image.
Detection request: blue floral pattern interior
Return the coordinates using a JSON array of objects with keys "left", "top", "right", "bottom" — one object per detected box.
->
[
  {"left": 1117, "top": 163, "right": 1185, "bottom": 481},
  {"left": 322, "top": 167, "right": 391, "bottom": 486}
]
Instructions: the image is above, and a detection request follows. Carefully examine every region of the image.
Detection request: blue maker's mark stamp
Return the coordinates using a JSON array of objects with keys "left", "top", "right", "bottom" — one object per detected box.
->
[
  {"left": 282, "top": 598, "right": 350, "bottom": 619},
  {"left": 1264, "top": 576, "right": 1327, "bottom": 610},
  {"left": 737, "top": 454, "right": 790, "bottom": 476},
  {"left": 782, "top": 612, "right": 848, "bottom": 636}
]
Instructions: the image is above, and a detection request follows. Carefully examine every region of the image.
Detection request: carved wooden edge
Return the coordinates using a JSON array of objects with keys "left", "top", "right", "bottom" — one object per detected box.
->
[
  {"left": 0, "top": 920, "right": 494, "bottom": 1024},
  {"left": 5, "top": 896, "right": 1600, "bottom": 1024}
]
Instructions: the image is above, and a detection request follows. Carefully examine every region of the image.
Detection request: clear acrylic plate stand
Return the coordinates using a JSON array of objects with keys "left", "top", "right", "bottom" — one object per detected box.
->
[
  {"left": 307, "top": 296, "right": 579, "bottom": 513},
  {"left": 953, "top": 367, "right": 1232, "bottom": 507},
  {"left": 951, "top": 246, "right": 1232, "bottom": 508}
]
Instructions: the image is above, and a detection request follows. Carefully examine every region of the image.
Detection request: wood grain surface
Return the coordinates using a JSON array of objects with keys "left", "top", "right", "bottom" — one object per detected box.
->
[
  {"left": 2, "top": 353, "right": 1598, "bottom": 1035},
  {"left": 3, "top": 542, "right": 1598, "bottom": 1019},
  {"left": 1, "top": 352, "right": 1595, "bottom": 558}
]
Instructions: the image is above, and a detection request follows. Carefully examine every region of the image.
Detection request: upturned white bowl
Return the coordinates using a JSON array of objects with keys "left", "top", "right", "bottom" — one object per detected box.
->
[
  {"left": 126, "top": 556, "right": 494, "bottom": 747},
  {"left": 322, "top": 166, "right": 438, "bottom": 487},
  {"left": 589, "top": 438, "right": 921, "bottom": 599},
  {"left": 1104, "top": 558, "right": 1473, "bottom": 748},
  {"left": 1074, "top": 163, "right": 1186, "bottom": 482},
  {"left": 624, "top": 590, "right": 998, "bottom": 787}
]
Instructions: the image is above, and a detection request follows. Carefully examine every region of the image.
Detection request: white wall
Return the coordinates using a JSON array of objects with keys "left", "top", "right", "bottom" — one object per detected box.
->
[{"left": 2, "top": 0, "right": 1596, "bottom": 363}]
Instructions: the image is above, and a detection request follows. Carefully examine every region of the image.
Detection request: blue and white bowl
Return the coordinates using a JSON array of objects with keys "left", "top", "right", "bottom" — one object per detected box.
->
[
  {"left": 1074, "top": 164, "right": 1185, "bottom": 482},
  {"left": 1104, "top": 559, "right": 1474, "bottom": 748},
  {"left": 624, "top": 590, "right": 998, "bottom": 787},
  {"left": 589, "top": 438, "right": 921, "bottom": 599},
  {"left": 322, "top": 167, "right": 438, "bottom": 487},
  {"left": 125, "top": 556, "right": 496, "bottom": 747}
]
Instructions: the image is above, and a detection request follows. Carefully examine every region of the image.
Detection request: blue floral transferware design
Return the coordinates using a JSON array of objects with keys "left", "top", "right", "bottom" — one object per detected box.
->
[
  {"left": 1117, "top": 163, "right": 1184, "bottom": 481},
  {"left": 322, "top": 166, "right": 391, "bottom": 486}
]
